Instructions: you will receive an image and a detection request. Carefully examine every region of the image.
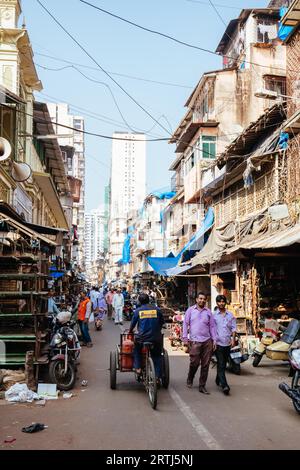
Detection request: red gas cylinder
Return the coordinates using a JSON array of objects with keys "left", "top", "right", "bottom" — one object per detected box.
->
[{"left": 121, "top": 336, "right": 134, "bottom": 370}]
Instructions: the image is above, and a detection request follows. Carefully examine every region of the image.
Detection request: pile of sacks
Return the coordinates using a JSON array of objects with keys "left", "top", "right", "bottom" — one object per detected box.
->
[{"left": 0, "top": 369, "right": 26, "bottom": 391}]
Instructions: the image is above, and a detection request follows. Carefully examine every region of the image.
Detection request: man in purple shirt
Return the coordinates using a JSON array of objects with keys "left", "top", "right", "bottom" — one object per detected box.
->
[
  {"left": 213, "top": 295, "right": 237, "bottom": 396},
  {"left": 183, "top": 292, "right": 216, "bottom": 394}
]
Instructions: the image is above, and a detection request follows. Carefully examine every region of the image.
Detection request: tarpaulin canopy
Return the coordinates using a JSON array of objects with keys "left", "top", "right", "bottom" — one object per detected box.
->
[
  {"left": 164, "top": 264, "right": 193, "bottom": 276},
  {"left": 50, "top": 271, "right": 65, "bottom": 279},
  {"left": 149, "top": 191, "right": 176, "bottom": 200},
  {"left": 278, "top": 6, "right": 294, "bottom": 41},
  {"left": 122, "top": 226, "right": 135, "bottom": 265},
  {"left": 148, "top": 207, "right": 214, "bottom": 275}
]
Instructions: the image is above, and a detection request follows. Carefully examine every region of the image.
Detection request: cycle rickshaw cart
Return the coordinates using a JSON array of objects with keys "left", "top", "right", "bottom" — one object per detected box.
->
[{"left": 109, "top": 331, "right": 170, "bottom": 409}]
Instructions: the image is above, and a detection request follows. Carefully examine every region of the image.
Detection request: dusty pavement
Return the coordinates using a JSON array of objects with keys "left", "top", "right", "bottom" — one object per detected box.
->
[{"left": 1, "top": 318, "right": 300, "bottom": 450}]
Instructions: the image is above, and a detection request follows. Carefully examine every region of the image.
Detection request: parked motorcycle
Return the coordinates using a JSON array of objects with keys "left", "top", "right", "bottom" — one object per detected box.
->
[
  {"left": 279, "top": 340, "right": 300, "bottom": 414},
  {"left": 123, "top": 300, "right": 133, "bottom": 321},
  {"left": 252, "top": 319, "right": 300, "bottom": 367},
  {"left": 49, "top": 312, "right": 81, "bottom": 390}
]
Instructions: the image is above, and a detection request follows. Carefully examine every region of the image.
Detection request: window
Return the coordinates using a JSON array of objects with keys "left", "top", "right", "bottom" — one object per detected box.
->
[
  {"left": 185, "top": 152, "right": 195, "bottom": 173},
  {"left": 257, "top": 18, "right": 278, "bottom": 44},
  {"left": 202, "top": 136, "right": 216, "bottom": 159},
  {"left": 264, "top": 75, "right": 286, "bottom": 97}
]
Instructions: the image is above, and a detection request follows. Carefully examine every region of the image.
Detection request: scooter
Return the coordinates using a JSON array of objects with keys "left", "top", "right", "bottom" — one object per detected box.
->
[
  {"left": 253, "top": 319, "right": 300, "bottom": 367},
  {"left": 279, "top": 340, "right": 300, "bottom": 414},
  {"left": 227, "top": 335, "right": 249, "bottom": 375},
  {"left": 211, "top": 334, "right": 249, "bottom": 375}
]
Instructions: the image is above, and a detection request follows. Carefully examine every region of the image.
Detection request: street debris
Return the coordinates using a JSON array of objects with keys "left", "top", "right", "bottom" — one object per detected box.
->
[
  {"left": 37, "top": 383, "right": 58, "bottom": 400},
  {"left": 81, "top": 380, "right": 88, "bottom": 387},
  {"left": 22, "top": 423, "right": 48, "bottom": 434},
  {"left": 4, "top": 437, "right": 16, "bottom": 444},
  {"left": 5, "top": 383, "right": 38, "bottom": 403},
  {"left": 35, "top": 399, "right": 46, "bottom": 406},
  {"left": 63, "top": 392, "right": 73, "bottom": 399}
]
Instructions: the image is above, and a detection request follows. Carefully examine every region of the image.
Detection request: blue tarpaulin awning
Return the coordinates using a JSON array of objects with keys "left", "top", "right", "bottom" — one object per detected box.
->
[{"left": 148, "top": 207, "right": 214, "bottom": 275}]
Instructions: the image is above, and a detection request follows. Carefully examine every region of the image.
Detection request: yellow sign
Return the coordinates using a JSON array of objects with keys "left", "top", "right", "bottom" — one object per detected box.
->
[{"left": 139, "top": 310, "right": 158, "bottom": 319}]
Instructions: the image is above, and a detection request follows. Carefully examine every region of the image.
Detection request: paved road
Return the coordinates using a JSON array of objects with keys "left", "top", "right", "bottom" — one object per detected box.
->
[{"left": 1, "top": 318, "right": 300, "bottom": 450}]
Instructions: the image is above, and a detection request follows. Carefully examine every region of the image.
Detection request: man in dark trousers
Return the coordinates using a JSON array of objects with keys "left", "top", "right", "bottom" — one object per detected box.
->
[
  {"left": 214, "top": 295, "right": 237, "bottom": 395},
  {"left": 183, "top": 292, "right": 216, "bottom": 394},
  {"left": 129, "top": 293, "right": 164, "bottom": 378}
]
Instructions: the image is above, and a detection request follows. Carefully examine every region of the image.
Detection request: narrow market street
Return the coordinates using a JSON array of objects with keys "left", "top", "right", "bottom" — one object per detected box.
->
[{"left": 1, "top": 319, "right": 299, "bottom": 451}]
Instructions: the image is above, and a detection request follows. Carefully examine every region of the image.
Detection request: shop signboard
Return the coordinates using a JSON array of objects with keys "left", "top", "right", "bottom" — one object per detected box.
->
[{"left": 210, "top": 260, "right": 237, "bottom": 275}]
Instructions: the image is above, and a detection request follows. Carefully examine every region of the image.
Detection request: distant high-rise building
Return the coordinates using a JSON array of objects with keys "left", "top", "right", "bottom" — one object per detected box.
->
[
  {"left": 108, "top": 133, "right": 146, "bottom": 279},
  {"left": 84, "top": 209, "right": 106, "bottom": 269},
  {"left": 104, "top": 184, "right": 110, "bottom": 253},
  {"left": 47, "top": 103, "right": 86, "bottom": 268}
]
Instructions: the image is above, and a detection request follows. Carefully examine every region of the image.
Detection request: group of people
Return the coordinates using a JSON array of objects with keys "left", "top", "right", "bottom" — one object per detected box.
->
[
  {"left": 48, "top": 286, "right": 237, "bottom": 395},
  {"left": 127, "top": 290, "right": 236, "bottom": 396},
  {"left": 47, "top": 285, "right": 134, "bottom": 347}
]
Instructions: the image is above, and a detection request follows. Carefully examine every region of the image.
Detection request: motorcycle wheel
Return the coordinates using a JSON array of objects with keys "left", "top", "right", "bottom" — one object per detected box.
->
[
  {"left": 291, "top": 370, "right": 300, "bottom": 414},
  {"left": 252, "top": 354, "right": 262, "bottom": 367},
  {"left": 161, "top": 349, "right": 170, "bottom": 389},
  {"left": 49, "top": 359, "right": 76, "bottom": 391}
]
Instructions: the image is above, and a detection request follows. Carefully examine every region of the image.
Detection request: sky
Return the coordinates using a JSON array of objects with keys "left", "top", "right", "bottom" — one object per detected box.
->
[{"left": 23, "top": 0, "right": 267, "bottom": 211}]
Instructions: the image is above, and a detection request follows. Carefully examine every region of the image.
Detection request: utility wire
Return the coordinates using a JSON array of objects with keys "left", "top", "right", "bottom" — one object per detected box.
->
[
  {"left": 79, "top": 0, "right": 293, "bottom": 74},
  {"left": 36, "top": 64, "right": 172, "bottom": 136},
  {"left": 34, "top": 51, "right": 193, "bottom": 89},
  {"left": 36, "top": 0, "right": 172, "bottom": 137},
  {"left": 186, "top": 0, "right": 241, "bottom": 9}
]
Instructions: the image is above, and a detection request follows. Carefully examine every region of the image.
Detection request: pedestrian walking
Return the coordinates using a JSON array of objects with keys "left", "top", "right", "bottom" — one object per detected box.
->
[
  {"left": 213, "top": 295, "right": 237, "bottom": 395},
  {"left": 112, "top": 288, "right": 124, "bottom": 325},
  {"left": 105, "top": 287, "right": 114, "bottom": 320},
  {"left": 78, "top": 290, "right": 93, "bottom": 347},
  {"left": 182, "top": 292, "right": 216, "bottom": 394}
]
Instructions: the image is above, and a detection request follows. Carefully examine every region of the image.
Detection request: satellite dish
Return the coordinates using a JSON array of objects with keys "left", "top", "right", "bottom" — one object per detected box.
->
[
  {"left": 0, "top": 137, "right": 12, "bottom": 162},
  {"left": 11, "top": 161, "right": 32, "bottom": 183}
]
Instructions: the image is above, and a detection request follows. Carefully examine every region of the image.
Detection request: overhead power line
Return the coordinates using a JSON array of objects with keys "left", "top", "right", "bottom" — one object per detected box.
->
[
  {"left": 36, "top": 0, "right": 172, "bottom": 137},
  {"left": 79, "top": 0, "right": 292, "bottom": 74},
  {"left": 34, "top": 51, "right": 193, "bottom": 89},
  {"left": 186, "top": 0, "right": 241, "bottom": 9},
  {"left": 36, "top": 63, "right": 173, "bottom": 136}
]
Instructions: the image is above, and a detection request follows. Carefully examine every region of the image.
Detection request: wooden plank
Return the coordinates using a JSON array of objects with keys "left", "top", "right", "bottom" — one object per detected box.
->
[
  {"left": 0, "top": 274, "right": 48, "bottom": 280},
  {"left": 0, "top": 291, "right": 48, "bottom": 298}
]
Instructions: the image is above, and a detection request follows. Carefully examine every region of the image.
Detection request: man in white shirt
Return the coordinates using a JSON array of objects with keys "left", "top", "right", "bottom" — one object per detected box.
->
[{"left": 112, "top": 288, "right": 124, "bottom": 325}]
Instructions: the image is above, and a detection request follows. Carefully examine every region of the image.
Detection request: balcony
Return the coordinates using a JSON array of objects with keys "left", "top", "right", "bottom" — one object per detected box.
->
[
  {"left": 171, "top": 173, "right": 184, "bottom": 193},
  {"left": 171, "top": 110, "right": 218, "bottom": 154}
]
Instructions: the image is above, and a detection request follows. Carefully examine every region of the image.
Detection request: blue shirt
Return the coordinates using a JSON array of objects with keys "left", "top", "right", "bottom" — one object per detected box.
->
[
  {"left": 213, "top": 309, "right": 236, "bottom": 347},
  {"left": 130, "top": 304, "right": 164, "bottom": 342}
]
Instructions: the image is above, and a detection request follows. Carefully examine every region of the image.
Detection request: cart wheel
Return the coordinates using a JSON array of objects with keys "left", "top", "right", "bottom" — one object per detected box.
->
[
  {"left": 161, "top": 349, "right": 170, "bottom": 389},
  {"left": 110, "top": 351, "right": 117, "bottom": 390},
  {"left": 292, "top": 370, "right": 300, "bottom": 414},
  {"left": 146, "top": 357, "right": 157, "bottom": 410}
]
